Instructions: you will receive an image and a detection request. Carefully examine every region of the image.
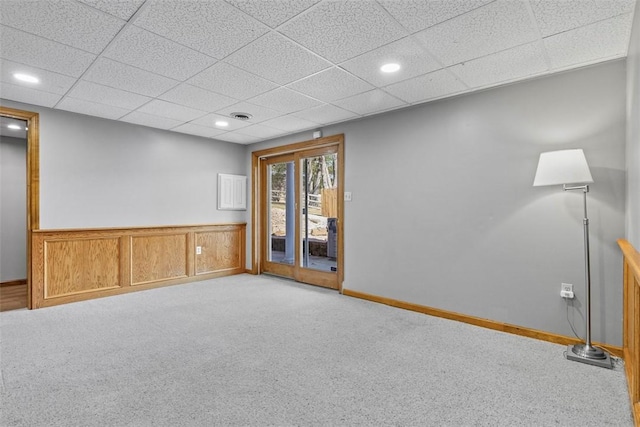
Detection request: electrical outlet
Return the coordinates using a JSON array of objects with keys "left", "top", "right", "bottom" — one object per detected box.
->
[
  {"left": 561, "top": 283, "right": 574, "bottom": 299},
  {"left": 196, "top": 246, "right": 202, "bottom": 255}
]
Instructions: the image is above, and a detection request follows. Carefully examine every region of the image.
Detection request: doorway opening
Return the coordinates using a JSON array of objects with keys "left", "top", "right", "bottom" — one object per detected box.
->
[
  {"left": 0, "top": 106, "right": 40, "bottom": 310},
  {"left": 252, "top": 134, "right": 344, "bottom": 291}
]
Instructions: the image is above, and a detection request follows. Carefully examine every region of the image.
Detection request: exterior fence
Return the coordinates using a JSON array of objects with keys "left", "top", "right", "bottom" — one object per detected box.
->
[{"left": 270, "top": 188, "right": 338, "bottom": 218}]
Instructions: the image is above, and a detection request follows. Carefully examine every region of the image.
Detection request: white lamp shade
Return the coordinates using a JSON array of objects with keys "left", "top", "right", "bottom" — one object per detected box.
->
[{"left": 533, "top": 149, "right": 594, "bottom": 187}]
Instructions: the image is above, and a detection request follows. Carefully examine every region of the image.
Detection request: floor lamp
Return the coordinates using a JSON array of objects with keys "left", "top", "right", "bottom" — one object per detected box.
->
[{"left": 533, "top": 149, "right": 612, "bottom": 369}]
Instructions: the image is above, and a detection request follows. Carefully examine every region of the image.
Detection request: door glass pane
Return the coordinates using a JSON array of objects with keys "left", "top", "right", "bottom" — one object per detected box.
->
[
  {"left": 268, "top": 161, "right": 294, "bottom": 264},
  {"left": 300, "top": 153, "right": 338, "bottom": 273}
]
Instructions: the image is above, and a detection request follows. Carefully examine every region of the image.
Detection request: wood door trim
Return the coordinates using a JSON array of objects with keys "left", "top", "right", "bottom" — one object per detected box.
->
[
  {"left": 1, "top": 106, "right": 39, "bottom": 310},
  {"left": 251, "top": 134, "right": 344, "bottom": 291},
  {"left": 253, "top": 134, "right": 344, "bottom": 159}
]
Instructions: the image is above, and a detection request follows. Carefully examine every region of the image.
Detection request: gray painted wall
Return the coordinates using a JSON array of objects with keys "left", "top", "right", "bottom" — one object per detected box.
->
[
  {"left": 0, "top": 100, "right": 247, "bottom": 229},
  {"left": 627, "top": 0, "right": 640, "bottom": 249},
  {"left": 0, "top": 59, "right": 628, "bottom": 347},
  {"left": 0, "top": 135, "right": 27, "bottom": 281},
  {"left": 247, "top": 60, "right": 627, "bottom": 346}
]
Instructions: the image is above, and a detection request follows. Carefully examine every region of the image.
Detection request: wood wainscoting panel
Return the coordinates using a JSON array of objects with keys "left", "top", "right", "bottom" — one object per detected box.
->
[
  {"left": 44, "top": 238, "right": 120, "bottom": 298},
  {"left": 195, "top": 227, "right": 243, "bottom": 275},
  {"left": 131, "top": 234, "right": 188, "bottom": 285},
  {"left": 31, "top": 224, "right": 246, "bottom": 308}
]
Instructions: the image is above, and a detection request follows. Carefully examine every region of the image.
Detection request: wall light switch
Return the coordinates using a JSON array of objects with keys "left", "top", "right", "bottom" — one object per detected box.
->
[
  {"left": 344, "top": 192, "right": 352, "bottom": 201},
  {"left": 196, "top": 246, "right": 202, "bottom": 255}
]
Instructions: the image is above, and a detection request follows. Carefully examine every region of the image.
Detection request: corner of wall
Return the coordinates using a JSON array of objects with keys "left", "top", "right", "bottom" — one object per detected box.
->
[{"left": 627, "top": 0, "right": 640, "bottom": 248}]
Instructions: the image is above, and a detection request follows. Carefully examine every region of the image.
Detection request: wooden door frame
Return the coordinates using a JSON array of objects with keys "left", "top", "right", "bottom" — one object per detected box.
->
[
  {"left": 1, "top": 106, "right": 40, "bottom": 309},
  {"left": 251, "top": 134, "right": 344, "bottom": 292}
]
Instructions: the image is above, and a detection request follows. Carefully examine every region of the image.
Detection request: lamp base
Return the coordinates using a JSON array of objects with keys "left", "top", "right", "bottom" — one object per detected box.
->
[{"left": 566, "top": 344, "right": 612, "bottom": 369}]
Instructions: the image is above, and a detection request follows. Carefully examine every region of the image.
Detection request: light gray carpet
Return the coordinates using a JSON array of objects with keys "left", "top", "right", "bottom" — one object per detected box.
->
[{"left": 0, "top": 274, "right": 632, "bottom": 426}]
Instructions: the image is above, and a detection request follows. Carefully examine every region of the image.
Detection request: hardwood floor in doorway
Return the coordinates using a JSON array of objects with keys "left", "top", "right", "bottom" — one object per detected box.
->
[{"left": 1, "top": 281, "right": 27, "bottom": 311}]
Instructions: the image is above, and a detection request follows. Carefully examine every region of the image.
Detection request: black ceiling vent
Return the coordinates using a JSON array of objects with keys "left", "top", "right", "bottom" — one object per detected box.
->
[{"left": 230, "top": 112, "right": 253, "bottom": 121}]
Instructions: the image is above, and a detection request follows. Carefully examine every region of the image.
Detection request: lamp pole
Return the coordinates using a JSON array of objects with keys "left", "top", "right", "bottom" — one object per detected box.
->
[
  {"left": 582, "top": 186, "right": 593, "bottom": 350},
  {"left": 563, "top": 184, "right": 611, "bottom": 367}
]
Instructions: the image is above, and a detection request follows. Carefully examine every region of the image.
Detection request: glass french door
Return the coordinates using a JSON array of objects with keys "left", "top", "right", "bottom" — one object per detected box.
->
[
  {"left": 261, "top": 146, "right": 340, "bottom": 289},
  {"left": 262, "top": 153, "right": 296, "bottom": 279}
]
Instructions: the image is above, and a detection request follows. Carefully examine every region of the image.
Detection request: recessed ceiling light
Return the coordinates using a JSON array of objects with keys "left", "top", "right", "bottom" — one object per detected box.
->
[
  {"left": 7, "top": 124, "right": 22, "bottom": 130},
  {"left": 215, "top": 120, "right": 229, "bottom": 127},
  {"left": 13, "top": 73, "right": 39, "bottom": 83},
  {"left": 380, "top": 63, "right": 401, "bottom": 73}
]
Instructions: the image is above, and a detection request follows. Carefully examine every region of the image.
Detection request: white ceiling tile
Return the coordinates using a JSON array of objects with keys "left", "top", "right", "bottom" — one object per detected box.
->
[
  {"left": 136, "top": 100, "right": 207, "bottom": 122},
  {"left": 120, "top": 111, "right": 184, "bottom": 130},
  {"left": 191, "top": 113, "right": 251, "bottom": 131},
  {"left": 544, "top": 13, "right": 634, "bottom": 70},
  {"left": 280, "top": 1, "right": 407, "bottom": 63},
  {"left": 225, "top": 32, "right": 331, "bottom": 85},
  {"left": 287, "top": 67, "right": 374, "bottom": 102},
  {"left": 248, "top": 87, "right": 323, "bottom": 114},
  {"left": 260, "top": 115, "right": 318, "bottom": 132},
  {"left": 171, "top": 123, "right": 228, "bottom": 138},
  {"left": 414, "top": 0, "right": 538, "bottom": 66},
  {"left": 292, "top": 104, "right": 358, "bottom": 125},
  {"left": 0, "top": 59, "right": 76, "bottom": 95},
  {"left": 340, "top": 37, "right": 442, "bottom": 87},
  {"left": 0, "top": 0, "right": 125, "bottom": 54},
  {"left": 450, "top": 42, "right": 548, "bottom": 88},
  {"left": 378, "top": 0, "right": 493, "bottom": 33},
  {"left": 215, "top": 132, "right": 262, "bottom": 145},
  {"left": 384, "top": 69, "right": 466, "bottom": 104},
  {"left": 188, "top": 62, "right": 278, "bottom": 100},
  {"left": 333, "top": 89, "right": 407, "bottom": 116},
  {"left": 134, "top": 0, "right": 268, "bottom": 59},
  {"left": 226, "top": 0, "right": 321, "bottom": 28},
  {"left": 56, "top": 97, "right": 130, "bottom": 120},
  {"left": 68, "top": 81, "right": 151, "bottom": 110},
  {"left": 0, "top": 82, "right": 62, "bottom": 108},
  {"left": 216, "top": 101, "right": 283, "bottom": 123},
  {"left": 82, "top": 58, "right": 179, "bottom": 97},
  {"left": 159, "top": 83, "right": 238, "bottom": 112},
  {"left": 78, "top": 0, "right": 145, "bottom": 20},
  {"left": 103, "top": 26, "right": 216, "bottom": 81},
  {"left": 0, "top": 25, "right": 96, "bottom": 77},
  {"left": 531, "top": 0, "right": 636, "bottom": 37},
  {"left": 236, "top": 123, "right": 286, "bottom": 139}
]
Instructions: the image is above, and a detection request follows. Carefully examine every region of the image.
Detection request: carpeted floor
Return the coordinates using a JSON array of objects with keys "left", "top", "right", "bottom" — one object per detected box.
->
[{"left": 0, "top": 274, "right": 632, "bottom": 426}]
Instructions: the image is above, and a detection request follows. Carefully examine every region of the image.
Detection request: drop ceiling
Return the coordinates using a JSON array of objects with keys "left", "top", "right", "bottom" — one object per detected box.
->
[{"left": 0, "top": 0, "right": 636, "bottom": 145}]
